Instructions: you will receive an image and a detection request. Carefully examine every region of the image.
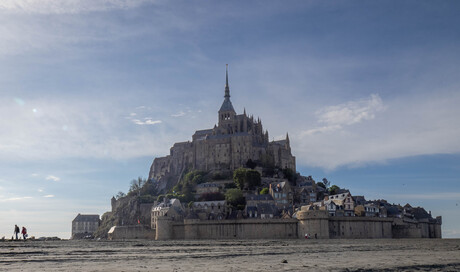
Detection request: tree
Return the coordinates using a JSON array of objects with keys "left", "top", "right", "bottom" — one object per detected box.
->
[
  {"left": 129, "top": 177, "right": 146, "bottom": 197},
  {"left": 140, "top": 180, "right": 158, "bottom": 196},
  {"left": 282, "top": 168, "right": 296, "bottom": 182},
  {"left": 317, "top": 182, "right": 326, "bottom": 189},
  {"left": 225, "top": 188, "right": 245, "bottom": 209},
  {"left": 116, "top": 191, "right": 126, "bottom": 199},
  {"left": 199, "top": 192, "right": 225, "bottom": 201},
  {"left": 183, "top": 170, "right": 208, "bottom": 185},
  {"left": 245, "top": 159, "right": 257, "bottom": 169},
  {"left": 245, "top": 170, "right": 261, "bottom": 189},
  {"left": 322, "top": 178, "right": 330, "bottom": 189},
  {"left": 233, "top": 168, "right": 247, "bottom": 189},
  {"left": 328, "top": 185, "right": 340, "bottom": 195},
  {"left": 259, "top": 187, "right": 269, "bottom": 195},
  {"left": 233, "top": 168, "right": 261, "bottom": 190}
]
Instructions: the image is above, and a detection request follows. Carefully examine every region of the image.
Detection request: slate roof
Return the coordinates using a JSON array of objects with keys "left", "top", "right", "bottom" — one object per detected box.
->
[
  {"left": 73, "top": 214, "right": 99, "bottom": 223},
  {"left": 246, "top": 194, "right": 274, "bottom": 201},
  {"left": 219, "top": 97, "right": 235, "bottom": 112},
  {"left": 257, "top": 203, "right": 278, "bottom": 215}
]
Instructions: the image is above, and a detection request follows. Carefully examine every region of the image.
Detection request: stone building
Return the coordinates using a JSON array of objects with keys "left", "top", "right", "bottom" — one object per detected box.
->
[
  {"left": 151, "top": 198, "right": 184, "bottom": 232},
  {"left": 329, "top": 191, "right": 355, "bottom": 217},
  {"left": 149, "top": 65, "right": 296, "bottom": 192},
  {"left": 192, "top": 200, "right": 226, "bottom": 220},
  {"left": 269, "top": 181, "right": 293, "bottom": 209},
  {"left": 71, "top": 214, "right": 100, "bottom": 239}
]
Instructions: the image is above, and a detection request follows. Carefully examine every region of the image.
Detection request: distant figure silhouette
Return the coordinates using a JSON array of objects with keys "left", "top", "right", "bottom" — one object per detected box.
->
[
  {"left": 14, "top": 225, "right": 20, "bottom": 240},
  {"left": 21, "top": 226, "right": 28, "bottom": 240}
]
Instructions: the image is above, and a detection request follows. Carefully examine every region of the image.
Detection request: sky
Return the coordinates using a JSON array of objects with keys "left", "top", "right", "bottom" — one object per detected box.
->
[{"left": 0, "top": 0, "right": 459, "bottom": 239}]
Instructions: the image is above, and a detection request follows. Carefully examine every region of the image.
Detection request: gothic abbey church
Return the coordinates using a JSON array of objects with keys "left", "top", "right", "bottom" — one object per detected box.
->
[{"left": 149, "top": 65, "right": 296, "bottom": 191}]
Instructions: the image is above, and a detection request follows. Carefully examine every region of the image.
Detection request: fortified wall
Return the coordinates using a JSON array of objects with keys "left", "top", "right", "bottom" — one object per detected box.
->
[{"left": 151, "top": 208, "right": 441, "bottom": 240}]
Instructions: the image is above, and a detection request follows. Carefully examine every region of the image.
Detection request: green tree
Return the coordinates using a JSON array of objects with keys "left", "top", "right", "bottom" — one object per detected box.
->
[
  {"left": 233, "top": 168, "right": 261, "bottom": 190},
  {"left": 183, "top": 170, "right": 208, "bottom": 185},
  {"left": 233, "top": 168, "right": 247, "bottom": 189},
  {"left": 129, "top": 177, "right": 146, "bottom": 197},
  {"left": 259, "top": 187, "right": 269, "bottom": 195},
  {"left": 328, "top": 185, "right": 340, "bottom": 195},
  {"left": 317, "top": 182, "right": 326, "bottom": 189},
  {"left": 140, "top": 179, "right": 158, "bottom": 196},
  {"left": 115, "top": 191, "right": 126, "bottom": 199},
  {"left": 282, "top": 168, "right": 296, "bottom": 182},
  {"left": 225, "top": 188, "right": 245, "bottom": 209},
  {"left": 181, "top": 182, "right": 195, "bottom": 203}
]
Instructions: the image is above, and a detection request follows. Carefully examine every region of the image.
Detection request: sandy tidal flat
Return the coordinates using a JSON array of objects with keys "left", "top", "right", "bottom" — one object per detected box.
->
[{"left": 1, "top": 239, "right": 459, "bottom": 271}]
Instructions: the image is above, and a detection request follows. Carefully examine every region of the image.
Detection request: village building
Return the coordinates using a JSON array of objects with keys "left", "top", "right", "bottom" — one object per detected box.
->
[
  {"left": 364, "top": 203, "right": 380, "bottom": 217},
  {"left": 269, "top": 181, "right": 293, "bottom": 209},
  {"left": 192, "top": 200, "right": 226, "bottom": 220},
  {"left": 329, "top": 191, "right": 355, "bottom": 216},
  {"left": 71, "top": 214, "right": 100, "bottom": 239},
  {"left": 245, "top": 194, "right": 278, "bottom": 219},
  {"left": 151, "top": 198, "right": 184, "bottom": 231}
]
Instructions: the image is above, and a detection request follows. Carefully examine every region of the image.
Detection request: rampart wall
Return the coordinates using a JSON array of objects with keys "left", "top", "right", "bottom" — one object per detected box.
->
[
  {"left": 108, "top": 225, "right": 155, "bottom": 240},
  {"left": 328, "top": 217, "right": 393, "bottom": 239},
  {"left": 112, "top": 212, "right": 441, "bottom": 240}
]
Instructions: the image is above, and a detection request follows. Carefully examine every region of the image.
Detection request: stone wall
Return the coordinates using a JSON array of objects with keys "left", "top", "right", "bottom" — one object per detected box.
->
[
  {"left": 144, "top": 209, "right": 442, "bottom": 240},
  {"left": 392, "top": 219, "right": 442, "bottom": 239},
  {"left": 297, "top": 210, "right": 330, "bottom": 239},
  {"left": 160, "top": 218, "right": 298, "bottom": 240},
  {"left": 107, "top": 225, "right": 155, "bottom": 240},
  {"left": 328, "top": 217, "right": 393, "bottom": 239}
]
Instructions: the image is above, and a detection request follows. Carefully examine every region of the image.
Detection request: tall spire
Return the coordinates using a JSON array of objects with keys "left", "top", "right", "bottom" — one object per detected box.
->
[{"left": 224, "top": 64, "right": 230, "bottom": 98}]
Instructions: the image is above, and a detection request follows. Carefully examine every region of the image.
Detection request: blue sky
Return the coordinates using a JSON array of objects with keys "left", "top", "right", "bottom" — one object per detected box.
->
[{"left": 0, "top": 0, "right": 459, "bottom": 238}]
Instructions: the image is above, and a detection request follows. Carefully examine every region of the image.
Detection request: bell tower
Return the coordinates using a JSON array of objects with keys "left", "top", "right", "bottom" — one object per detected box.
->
[{"left": 218, "top": 64, "right": 236, "bottom": 128}]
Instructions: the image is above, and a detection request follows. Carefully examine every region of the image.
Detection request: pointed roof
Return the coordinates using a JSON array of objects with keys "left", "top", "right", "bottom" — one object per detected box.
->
[
  {"left": 225, "top": 64, "right": 230, "bottom": 98},
  {"left": 219, "top": 64, "right": 235, "bottom": 112}
]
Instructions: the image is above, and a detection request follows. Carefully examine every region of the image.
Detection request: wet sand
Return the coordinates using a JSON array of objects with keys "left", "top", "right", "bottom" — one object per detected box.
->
[{"left": 1, "top": 239, "right": 459, "bottom": 271}]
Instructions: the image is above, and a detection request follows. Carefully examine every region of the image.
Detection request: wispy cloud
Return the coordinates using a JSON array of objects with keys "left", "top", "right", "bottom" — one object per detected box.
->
[
  {"left": 393, "top": 193, "right": 460, "bottom": 201},
  {"left": 0, "top": 0, "right": 154, "bottom": 14},
  {"left": 0, "top": 196, "right": 32, "bottom": 202},
  {"left": 292, "top": 90, "right": 460, "bottom": 169},
  {"left": 444, "top": 229, "right": 460, "bottom": 238},
  {"left": 43, "top": 195, "right": 55, "bottom": 198},
  {"left": 171, "top": 111, "right": 186, "bottom": 117},
  {"left": 46, "top": 175, "right": 60, "bottom": 182},
  {"left": 131, "top": 119, "right": 162, "bottom": 125},
  {"left": 301, "top": 94, "right": 385, "bottom": 136}
]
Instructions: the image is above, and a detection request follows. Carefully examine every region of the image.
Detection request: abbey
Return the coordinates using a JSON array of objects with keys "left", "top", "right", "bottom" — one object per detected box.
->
[{"left": 149, "top": 65, "right": 296, "bottom": 190}]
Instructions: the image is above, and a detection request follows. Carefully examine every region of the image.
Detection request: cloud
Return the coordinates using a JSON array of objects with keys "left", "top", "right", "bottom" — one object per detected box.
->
[
  {"left": 46, "top": 175, "right": 60, "bottom": 182},
  {"left": 392, "top": 193, "right": 460, "bottom": 201},
  {"left": 171, "top": 111, "right": 186, "bottom": 117},
  {"left": 301, "top": 94, "right": 385, "bottom": 136},
  {"left": 0, "top": 95, "right": 192, "bottom": 162},
  {"left": 43, "top": 195, "right": 55, "bottom": 198},
  {"left": 131, "top": 119, "right": 162, "bottom": 125},
  {"left": 293, "top": 90, "right": 460, "bottom": 170},
  {"left": 444, "top": 229, "right": 460, "bottom": 238},
  {"left": 0, "top": 0, "right": 154, "bottom": 14},
  {"left": 38, "top": 189, "right": 44, "bottom": 193},
  {"left": 0, "top": 196, "right": 32, "bottom": 202}
]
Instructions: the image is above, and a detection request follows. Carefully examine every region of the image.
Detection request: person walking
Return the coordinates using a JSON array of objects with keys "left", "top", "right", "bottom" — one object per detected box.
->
[
  {"left": 14, "top": 225, "right": 20, "bottom": 240},
  {"left": 21, "top": 226, "right": 28, "bottom": 240}
]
